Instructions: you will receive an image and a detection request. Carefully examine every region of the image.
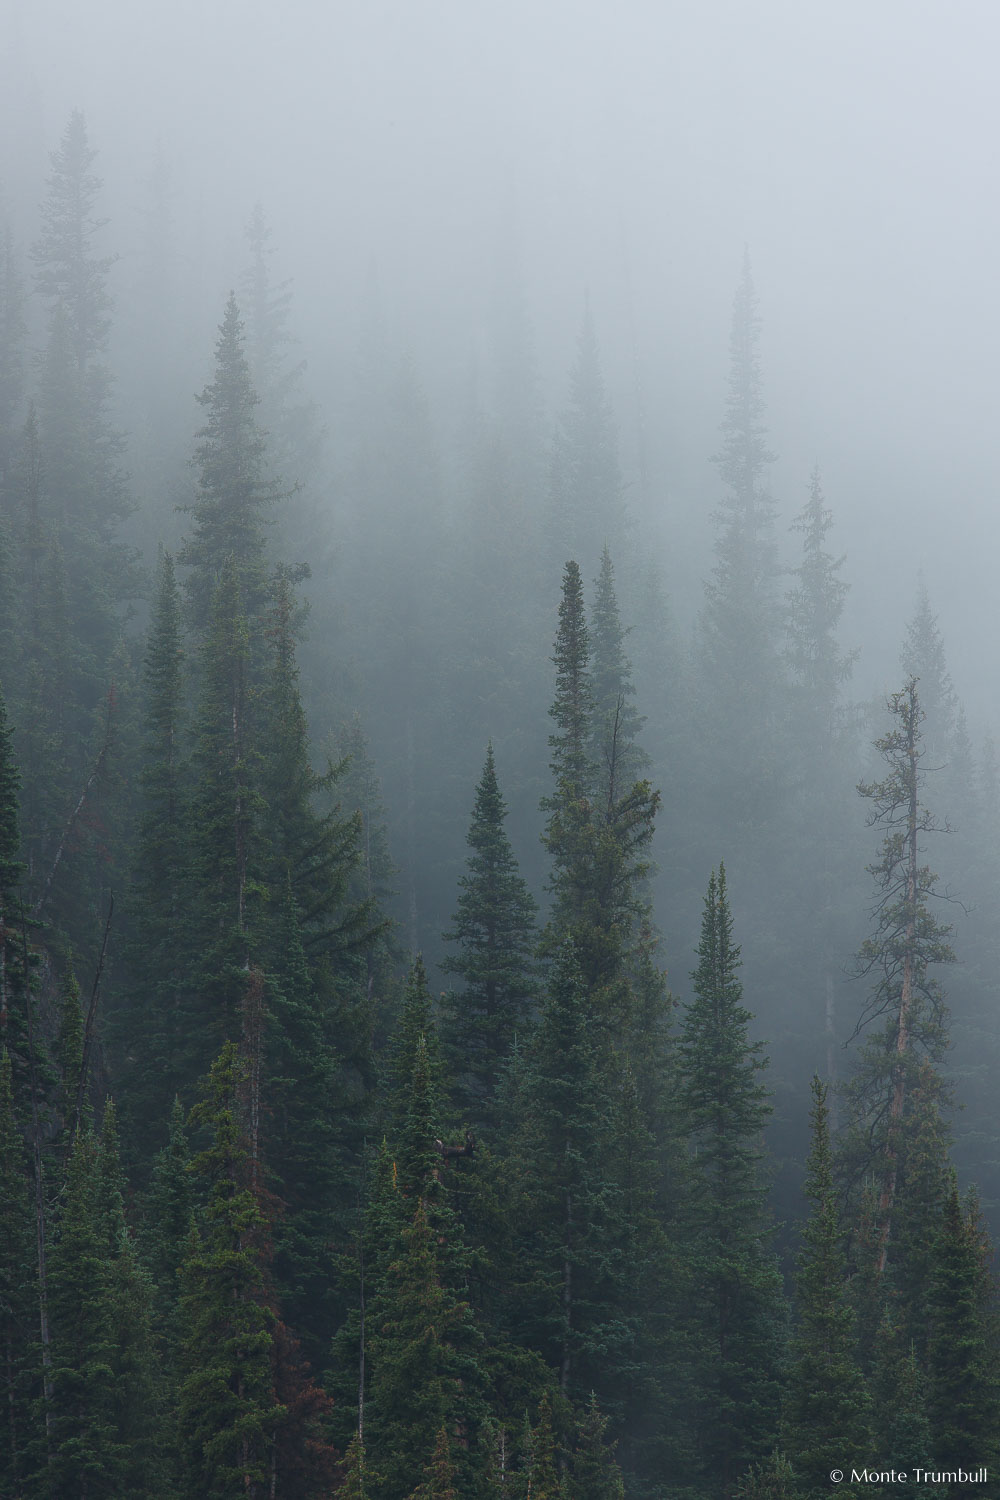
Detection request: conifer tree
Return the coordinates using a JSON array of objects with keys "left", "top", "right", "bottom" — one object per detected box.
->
[
  {"left": 143, "top": 1095, "right": 193, "bottom": 1369},
  {"left": 385, "top": 957, "right": 444, "bottom": 1136},
  {"left": 541, "top": 561, "right": 600, "bottom": 981},
  {"left": 408, "top": 1425, "right": 458, "bottom": 1500},
  {"left": 869, "top": 1312, "right": 936, "bottom": 1500},
  {"left": 785, "top": 469, "right": 855, "bottom": 723},
  {"left": 240, "top": 205, "right": 322, "bottom": 491},
  {"left": 0, "top": 1048, "right": 36, "bottom": 1496},
  {"left": 734, "top": 1451, "right": 798, "bottom": 1500},
  {"left": 782, "top": 1078, "right": 871, "bottom": 1498},
  {"left": 547, "top": 301, "right": 625, "bottom": 575},
  {"left": 926, "top": 1184, "right": 1000, "bottom": 1477},
  {"left": 119, "top": 550, "right": 189, "bottom": 1144},
  {"left": 45, "top": 1122, "right": 124, "bottom": 1498},
  {"left": 692, "top": 254, "right": 789, "bottom": 924},
  {"left": 367, "top": 1198, "right": 485, "bottom": 1500},
  {"left": 31, "top": 111, "right": 136, "bottom": 775},
  {"left": 187, "top": 559, "right": 258, "bottom": 1051},
  {"left": 0, "top": 677, "right": 26, "bottom": 1052},
  {"left": 570, "top": 1394, "right": 626, "bottom": 1500},
  {"left": 176, "top": 1042, "right": 283, "bottom": 1499},
  {"left": 900, "top": 581, "right": 958, "bottom": 761},
  {"left": 180, "top": 293, "right": 282, "bottom": 631},
  {"left": 513, "top": 941, "right": 617, "bottom": 1403},
  {"left": 678, "top": 866, "right": 785, "bottom": 1499},
  {"left": 850, "top": 678, "right": 955, "bottom": 1275},
  {"left": 590, "top": 546, "right": 647, "bottom": 792},
  {"left": 441, "top": 743, "right": 537, "bottom": 1128},
  {"left": 0, "top": 222, "right": 26, "bottom": 505},
  {"left": 525, "top": 1392, "right": 563, "bottom": 1500}
]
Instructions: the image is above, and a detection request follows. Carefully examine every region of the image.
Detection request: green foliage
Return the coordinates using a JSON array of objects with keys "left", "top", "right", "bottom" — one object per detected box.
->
[
  {"left": 367, "top": 1198, "right": 486, "bottom": 1500},
  {"left": 441, "top": 743, "right": 537, "bottom": 1129},
  {"left": 525, "top": 1392, "right": 564, "bottom": 1500},
  {"left": 782, "top": 1079, "right": 871, "bottom": 1498},
  {"left": 0, "top": 1048, "right": 37, "bottom": 1497},
  {"left": 45, "top": 1123, "right": 124, "bottom": 1497},
  {"left": 176, "top": 1042, "right": 283, "bottom": 1499},
  {"left": 570, "top": 1394, "right": 626, "bottom": 1500},
  {"left": 735, "top": 1450, "right": 799, "bottom": 1500},
  {"left": 679, "top": 866, "right": 785, "bottom": 1499},
  {"left": 926, "top": 1183, "right": 1000, "bottom": 1475},
  {"left": 512, "top": 941, "right": 617, "bottom": 1402},
  {"left": 180, "top": 292, "right": 282, "bottom": 631}
]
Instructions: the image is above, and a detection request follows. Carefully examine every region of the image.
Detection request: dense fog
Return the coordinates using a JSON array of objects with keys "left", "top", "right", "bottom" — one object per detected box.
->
[{"left": 2, "top": 3, "right": 1000, "bottom": 1496}]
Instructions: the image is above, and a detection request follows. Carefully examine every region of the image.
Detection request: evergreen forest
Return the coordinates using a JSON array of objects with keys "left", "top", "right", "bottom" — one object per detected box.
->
[{"left": 2, "top": 70, "right": 1000, "bottom": 1500}]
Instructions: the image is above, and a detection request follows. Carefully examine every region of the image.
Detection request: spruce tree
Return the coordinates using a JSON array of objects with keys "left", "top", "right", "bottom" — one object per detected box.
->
[
  {"left": 781, "top": 1078, "right": 871, "bottom": 1498},
  {"left": 850, "top": 678, "right": 955, "bottom": 1275},
  {"left": 0, "top": 1048, "right": 36, "bottom": 1496},
  {"left": 570, "top": 1395, "right": 626, "bottom": 1500},
  {"left": 678, "top": 866, "right": 785, "bottom": 1499},
  {"left": 513, "top": 940, "right": 617, "bottom": 1404},
  {"left": 119, "top": 552, "right": 187, "bottom": 1146},
  {"left": 926, "top": 1184, "right": 1000, "bottom": 1478},
  {"left": 45, "top": 1122, "right": 124, "bottom": 1498},
  {"left": 695, "top": 254, "right": 784, "bottom": 833},
  {"left": 0, "top": 677, "right": 26, "bottom": 1053},
  {"left": 525, "top": 1392, "right": 563, "bottom": 1500},
  {"left": 179, "top": 293, "right": 283, "bottom": 632},
  {"left": 176, "top": 1042, "right": 283, "bottom": 1499},
  {"left": 589, "top": 546, "right": 647, "bottom": 793},
  {"left": 441, "top": 743, "right": 537, "bottom": 1128},
  {"left": 367, "top": 1198, "right": 485, "bottom": 1500},
  {"left": 547, "top": 301, "right": 625, "bottom": 576}
]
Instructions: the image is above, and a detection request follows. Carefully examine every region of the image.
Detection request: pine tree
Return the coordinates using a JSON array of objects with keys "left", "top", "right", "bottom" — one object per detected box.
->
[
  {"left": 186, "top": 559, "right": 258, "bottom": 1052},
  {"left": 0, "top": 1048, "right": 37, "bottom": 1496},
  {"left": 240, "top": 205, "right": 322, "bottom": 491},
  {"left": 850, "top": 678, "right": 955, "bottom": 1275},
  {"left": 900, "top": 581, "right": 957, "bottom": 762},
  {"left": 590, "top": 546, "right": 647, "bottom": 792},
  {"left": 547, "top": 301, "right": 625, "bottom": 576},
  {"left": 31, "top": 110, "right": 136, "bottom": 743},
  {"left": 97, "top": 1100, "right": 163, "bottom": 1498},
  {"left": 367, "top": 1197, "right": 485, "bottom": 1500},
  {"left": 926, "top": 1184, "right": 1000, "bottom": 1478},
  {"left": 0, "top": 676, "right": 26, "bottom": 1052},
  {"left": 694, "top": 253, "right": 786, "bottom": 870},
  {"left": 570, "top": 1395, "right": 626, "bottom": 1500},
  {"left": 678, "top": 866, "right": 785, "bottom": 1499},
  {"left": 45, "top": 1122, "right": 124, "bottom": 1498},
  {"left": 176, "top": 1042, "right": 283, "bottom": 1499},
  {"left": 540, "top": 561, "right": 601, "bottom": 981},
  {"left": 0, "top": 221, "right": 26, "bottom": 505},
  {"left": 179, "top": 293, "right": 283, "bottom": 632},
  {"left": 513, "top": 941, "right": 617, "bottom": 1404},
  {"left": 734, "top": 1451, "right": 798, "bottom": 1500},
  {"left": 119, "top": 550, "right": 189, "bottom": 1145},
  {"left": 408, "top": 1425, "right": 458, "bottom": 1500},
  {"left": 869, "top": 1312, "right": 936, "bottom": 1500},
  {"left": 786, "top": 469, "right": 855, "bottom": 720},
  {"left": 781, "top": 1078, "right": 871, "bottom": 1498},
  {"left": 525, "top": 1392, "right": 563, "bottom": 1500},
  {"left": 143, "top": 1095, "right": 193, "bottom": 1362},
  {"left": 441, "top": 743, "right": 537, "bottom": 1128}
]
